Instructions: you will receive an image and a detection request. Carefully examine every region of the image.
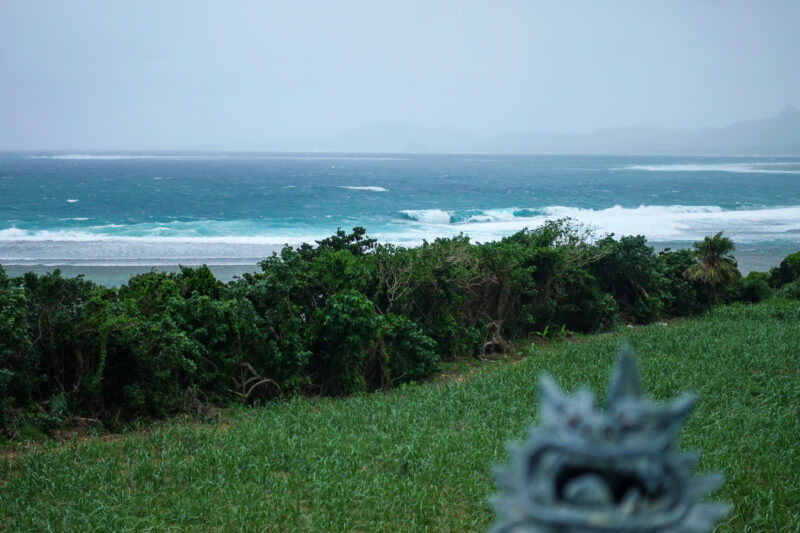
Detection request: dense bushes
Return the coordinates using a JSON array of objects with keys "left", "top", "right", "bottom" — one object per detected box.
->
[
  {"left": 1, "top": 222, "right": 792, "bottom": 438},
  {"left": 0, "top": 268, "right": 29, "bottom": 430},
  {"left": 769, "top": 250, "right": 800, "bottom": 287},
  {"left": 311, "top": 290, "right": 381, "bottom": 395},
  {"left": 778, "top": 280, "right": 800, "bottom": 299}
]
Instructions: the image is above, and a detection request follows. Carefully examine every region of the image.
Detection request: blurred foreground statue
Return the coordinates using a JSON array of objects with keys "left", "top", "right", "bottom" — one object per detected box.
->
[{"left": 491, "top": 346, "right": 729, "bottom": 532}]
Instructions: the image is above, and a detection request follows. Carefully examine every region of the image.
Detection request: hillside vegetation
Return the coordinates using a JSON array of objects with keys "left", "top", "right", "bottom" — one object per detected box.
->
[
  {"left": 4, "top": 223, "right": 796, "bottom": 438},
  {"left": 1, "top": 300, "right": 798, "bottom": 530}
]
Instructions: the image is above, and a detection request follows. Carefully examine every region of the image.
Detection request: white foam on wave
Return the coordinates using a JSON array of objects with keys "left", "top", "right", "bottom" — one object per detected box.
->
[
  {"left": 392, "top": 204, "right": 800, "bottom": 244},
  {"left": 399, "top": 209, "right": 452, "bottom": 224},
  {"left": 266, "top": 156, "right": 402, "bottom": 161},
  {"left": 28, "top": 154, "right": 404, "bottom": 161},
  {"left": 3, "top": 205, "right": 800, "bottom": 265},
  {"left": 0, "top": 226, "right": 324, "bottom": 246},
  {"left": 31, "top": 154, "right": 245, "bottom": 161},
  {"left": 623, "top": 163, "right": 800, "bottom": 174},
  {"left": 340, "top": 186, "right": 388, "bottom": 192},
  {"left": 66, "top": 199, "right": 79, "bottom": 203},
  {"left": 29, "top": 154, "right": 228, "bottom": 160},
  {"left": 401, "top": 207, "right": 526, "bottom": 224},
  {"left": 466, "top": 208, "right": 518, "bottom": 223}
]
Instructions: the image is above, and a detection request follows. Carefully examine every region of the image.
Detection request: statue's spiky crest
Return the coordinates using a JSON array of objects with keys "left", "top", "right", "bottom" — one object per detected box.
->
[{"left": 608, "top": 344, "right": 643, "bottom": 405}]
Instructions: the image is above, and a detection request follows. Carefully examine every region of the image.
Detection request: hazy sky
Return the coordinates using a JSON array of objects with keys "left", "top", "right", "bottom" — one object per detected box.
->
[{"left": 1, "top": 1, "right": 798, "bottom": 150}]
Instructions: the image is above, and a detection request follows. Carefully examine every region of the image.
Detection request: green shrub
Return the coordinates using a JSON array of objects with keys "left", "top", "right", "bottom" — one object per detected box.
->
[
  {"left": 18, "top": 270, "right": 98, "bottom": 417},
  {"left": 778, "top": 280, "right": 800, "bottom": 299},
  {"left": 176, "top": 264, "right": 223, "bottom": 299},
  {"left": 236, "top": 252, "right": 312, "bottom": 393},
  {"left": 733, "top": 274, "right": 773, "bottom": 304},
  {"left": 769, "top": 250, "right": 800, "bottom": 287},
  {"left": 380, "top": 314, "right": 439, "bottom": 384},
  {"left": 0, "top": 368, "right": 13, "bottom": 436},
  {"left": 401, "top": 235, "right": 480, "bottom": 358},
  {"left": 659, "top": 248, "right": 707, "bottom": 316},
  {"left": 314, "top": 226, "right": 377, "bottom": 256},
  {"left": 99, "top": 306, "right": 201, "bottom": 419},
  {"left": 0, "top": 266, "right": 33, "bottom": 434},
  {"left": 118, "top": 270, "right": 180, "bottom": 318},
  {"left": 177, "top": 295, "right": 251, "bottom": 398},
  {"left": 555, "top": 270, "right": 618, "bottom": 332},
  {"left": 591, "top": 235, "right": 665, "bottom": 323},
  {"left": 310, "top": 290, "right": 380, "bottom": 395}
]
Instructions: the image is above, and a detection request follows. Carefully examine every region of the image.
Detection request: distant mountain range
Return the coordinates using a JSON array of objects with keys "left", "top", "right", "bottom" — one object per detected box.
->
[
  {"left": 467, "top": 105, "right": 800, "bottom": 155},
  {"left": 278, "top": 105, "right": 800, "bottom": 155}
]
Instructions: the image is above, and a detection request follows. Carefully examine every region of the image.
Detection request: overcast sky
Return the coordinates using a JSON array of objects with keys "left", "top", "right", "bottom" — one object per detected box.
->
[{"left": 1, "top": 1, "right": 798, "bottom": 150}]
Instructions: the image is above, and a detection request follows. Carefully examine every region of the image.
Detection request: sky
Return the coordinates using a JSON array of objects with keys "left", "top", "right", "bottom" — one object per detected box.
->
[{"left": 1, "top": 0, "right": 798, "bottom": 150}]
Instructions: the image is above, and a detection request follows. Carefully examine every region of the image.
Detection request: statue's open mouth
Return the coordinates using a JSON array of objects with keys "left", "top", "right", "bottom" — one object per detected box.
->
[
  {"left": 556, "top": 462, "right": 660, "bottom": 506},
  {"left": 526, "top": 447, "right": 689, "bottom": 530}
]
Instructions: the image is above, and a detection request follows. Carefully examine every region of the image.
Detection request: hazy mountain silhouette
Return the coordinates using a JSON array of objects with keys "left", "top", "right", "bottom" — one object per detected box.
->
[
  {"left": 292, "top": 106, "right": 800, "bottom": 155},
  {"left": 467, "top": 105, "right": 800, "bottom": 155}
]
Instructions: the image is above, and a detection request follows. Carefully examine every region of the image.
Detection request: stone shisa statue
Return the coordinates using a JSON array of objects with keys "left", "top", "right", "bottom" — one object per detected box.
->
[{"left": 491, "top": 346, "right": 729, "bottom": 532}]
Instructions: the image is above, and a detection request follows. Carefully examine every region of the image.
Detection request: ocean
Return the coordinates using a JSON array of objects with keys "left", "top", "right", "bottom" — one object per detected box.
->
[{"left": 1, "top": 152, "right": 799, "bottom": 285}]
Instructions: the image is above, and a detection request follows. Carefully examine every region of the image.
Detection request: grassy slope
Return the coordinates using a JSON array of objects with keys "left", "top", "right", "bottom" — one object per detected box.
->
[{"left": 1, "top": 300, "right": 799, "bottom": 532}]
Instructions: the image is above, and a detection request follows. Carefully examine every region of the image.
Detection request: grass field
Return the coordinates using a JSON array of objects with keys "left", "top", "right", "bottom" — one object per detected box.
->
[{"left": 2, "top": 300, "right": 799, "bottom": 531}]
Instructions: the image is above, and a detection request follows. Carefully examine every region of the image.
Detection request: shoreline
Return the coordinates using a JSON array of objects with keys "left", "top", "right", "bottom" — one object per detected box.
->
[
  {"left": 0, "top": 264, "right": 262, "bottom": 287},
  {"left": 1, "top": 241, "right": 795, "bottom": 287}
]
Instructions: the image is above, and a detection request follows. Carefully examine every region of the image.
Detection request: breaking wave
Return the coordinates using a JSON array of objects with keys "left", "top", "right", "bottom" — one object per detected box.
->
[
  {"left": 2, "top": 205, "right": 800, "bottom": 265},
  {"left": 623, "top": 163, "right": 800, "bottom": 174},
  {"left": 339, "top": 186, "right": 388, "bottom": 192},
  {"left": 394, "top": 204, "right": 800, "bottom": 244},
  {"left": 28, "top": 154, "right": 404, "bottom": 161}
]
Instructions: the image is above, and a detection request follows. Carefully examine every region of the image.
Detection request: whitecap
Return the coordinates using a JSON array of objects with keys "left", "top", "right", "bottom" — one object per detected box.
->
[
  {"left": 0, "top": 227, "right": 322, "bottom": 246},
  {"left": 3, "top": 205, "right": 800, "bottom": 268},
  {"left": 392, "top": 204, "right": 800, "bottom": 245},
  {"left": 399, "top": 209, "right": 453, "bottom": 224},
  {"left": 67, "top": 199, "right": 79, "bottom": 203},
  {"left": 621, "top": 163, "right": 800, "bottom": 174},
  {"left": 27, "top": 154, "right": 404, "bottom": 161},
  {"left": 466, "top": 208, "right": 518, "bottom": 223},
  {"left": 29, "top": 154, "right": 233, "bottom": 161},
  {"left": 339, "top": 186, "right": 388, "bottom": 192}
]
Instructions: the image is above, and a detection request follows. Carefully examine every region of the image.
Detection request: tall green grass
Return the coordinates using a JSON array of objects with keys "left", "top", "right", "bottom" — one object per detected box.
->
[{"left": 1, "top": 300, "right": 799, "bottom": 531}]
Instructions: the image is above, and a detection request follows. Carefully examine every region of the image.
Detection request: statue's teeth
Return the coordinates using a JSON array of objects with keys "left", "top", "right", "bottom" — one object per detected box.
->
[
  {"left": 563, "top": 474, "right": 613, "bottom": 506},
  {"left": 619, "top": 488, "right": 642, "bottom": 516}
]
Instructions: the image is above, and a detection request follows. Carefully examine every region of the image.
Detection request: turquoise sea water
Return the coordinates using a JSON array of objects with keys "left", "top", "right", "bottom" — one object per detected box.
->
[{"left": 1, "top": 152, "right": 799, "bottom": 282}]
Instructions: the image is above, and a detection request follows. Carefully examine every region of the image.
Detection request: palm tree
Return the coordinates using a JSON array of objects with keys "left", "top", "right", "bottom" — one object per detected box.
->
[{"left": 684, "top": 231, "right": 741, "bottom": 304}]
